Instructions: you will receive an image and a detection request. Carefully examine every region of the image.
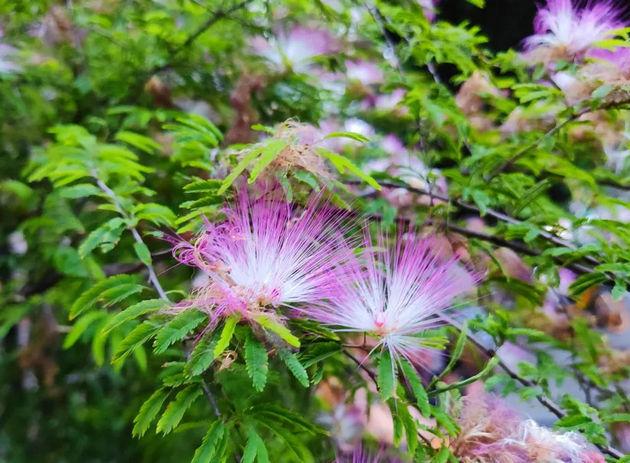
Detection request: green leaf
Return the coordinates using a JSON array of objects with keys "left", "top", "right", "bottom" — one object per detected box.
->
[
  {"left": 213, "top": 316, "right": 238, "bottom": 359},
  {"left": 102, "top": 299, "right": 166, "bottom": 335},
  {"left": 156, "top": 385, "right": 203, "bottom": 434},
  {"left": 252, "top": 314, "right": 300, "bottom": 348},
  {"left": 133, "top": 388, "right": 170, "bottom": 437},
  {"left": 63, "top": 311, "right": 107, "bottom": 349},
  {"left": 248, "top": 139, "right": 288, "bottom": 184},
  {"left": 612, "top": 278, "right": 627, "bottom": 300},
  {"left": 70, "top": 274, "right": 137, "bottom": 319},
  {"left": 115, "top": 131, "right": 162, "bottom": 155},
  {"left": 317, "top": 148, "right": 381, "bottom": 190},
  {"left": 154, "top": 310, "right": 207, "bottom": 354},
  {"left": 278, "top": 348, "right": 310, "bottom": 387},
  {"left": 58, "top": 183, "right": 102, "bottom": 199},
  {"left": 218, "top": 146, "right": 262, "bottom": 194},
  {"left": 78, "top": 217, "right": 126, "bottom": 258},
  {"left": 133, "top": 241, "right": 152, "bottom": 266},
  {"left": 292, "top": 170, "right": 320, "bottom": 190},
  {"left": 431, "top": 405, "right": 459, "bottom": 437},
  {"left": 100, "top": 283, "right": 145, "bottom": 308},
  {"left": 430, "top": 357, "right": 500, "bottom": 395},
  {"left": 400, "top": 359, "right": 430, "bottom": 416},
  {"left": 254, "top": 404, "right": 328, "bottom": 436},
  {"left": 113, "top": 321, "right": 160, "bottom": 364},
  {"left": 191, "top": 421, "right": 226, "bottom": 463},
  {"left": 242, "top": 428, "right": 270, "bottom": 463},
  {"left": 245, "top": 332, "right": 269, "bottom": 392},
  {"left": 432, "top": 444, "right": 451, "bottom": 463},
  {"left": 134, "top": 203, "right": 176, "bottom": 227},
  {"left": 591, "top": 84, "right": 614, "bottom": 100},
  {"left": 569, "top": 272, "right": 608, "bottom": 296},
  {"left": 431, "top": 322, "right": 468, "bottom": 387},
  {"left": 186, "top": 331, "right": 219, "bottom": 377},
  {"left": 322, "top": 131, "right": 370, "bottom": 143},
  {"left": 378, "top": 350, "right": 396, "bottom": 400}
]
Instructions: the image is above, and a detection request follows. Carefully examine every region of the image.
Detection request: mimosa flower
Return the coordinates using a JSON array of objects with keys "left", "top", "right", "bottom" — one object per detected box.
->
[
  {"left": 306, "top": 229, "right": 477, "bottom": 365},
  {"left": 170, "top": 187, "right": 353, "bottom": 325},
  {"left": 251, "top": 26, "right": 338, "bottom": 73},
  {"left": 524, "top": 0, "right": 626, "bottom": 61},
  {"left": 452, "top": 390, "right": 605, "bottom": 463}
]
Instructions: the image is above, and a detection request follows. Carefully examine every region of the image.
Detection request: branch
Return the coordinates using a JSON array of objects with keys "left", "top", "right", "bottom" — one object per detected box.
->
[
  {"left": 97, "top": 174, "right": 228, "bottom": 419},
  {"left": 94, "top": 175, "right": 169, "bottom": 302},
  {"left": 488, "top": 110, "right": 585, "bottom": 179},
  {"left": 346, "top": 179, "right": 603, "bottom": 270},
  {"left": 150, "top": 0, "right": 252, "bottom": 75},
  {"left": 489, "top": 97, "right": 630, "bottom": 180}
]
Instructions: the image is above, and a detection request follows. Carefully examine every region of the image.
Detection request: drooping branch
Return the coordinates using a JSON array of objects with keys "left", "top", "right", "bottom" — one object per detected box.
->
[
  {"left": 345, "top": 179, "right": 603, "bottom": 272},
  {"left": 150, "top": 0, "right": 252, "bottom": 75}
]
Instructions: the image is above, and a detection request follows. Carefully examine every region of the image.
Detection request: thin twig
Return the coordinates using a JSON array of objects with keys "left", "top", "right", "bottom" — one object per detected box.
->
[
  {"left": 96, "top": 175, "right": 227, "bottom": 418},
  {"left": 342, "top": 349, "right": 378, "bottom": 385},
  {"left": 488, "top": 111, "right": 584, "bottom": 179},
  {"left": 151, "top": 0, "right": 252, "bottom": 75},
  {"left": 94, "top": 176, "right": 169, "bottom": 302},
  {"left": 346, "top": 179, "right": 602, "bottom": 270}
]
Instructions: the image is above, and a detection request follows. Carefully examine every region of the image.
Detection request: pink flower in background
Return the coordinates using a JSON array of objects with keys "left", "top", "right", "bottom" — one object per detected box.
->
[
  {"left": 346, "top": 60, "right": 384, "bottom": 86},
  {"left": 452, "top": 390, "right": 605, "bottom": 463},
  {"left": 418, "top": 0, "right": 439, "bottom": 22},
  {"left": 306, "top": 229, "right": 476, "bottom": 366},
  {"left": 170, "top": 187, "right": 352, "bottom": 324},
  {"left": 524, "top": 0, "right": 626, "bottom": 59},
  {"left": 252, "top": 26, "right": 339, "bottom": 73},
  {"left": 590, "top": 45, "right": 630, "bottom": 74},
  {"left": 0, "top": 29, "right": 18, "bottom": 73}
]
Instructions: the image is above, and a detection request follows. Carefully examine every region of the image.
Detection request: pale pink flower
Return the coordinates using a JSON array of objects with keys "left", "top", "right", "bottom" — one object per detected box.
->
[
  {"left": 452, "top": 390, "right": 605, "bottom": 463},
  {"left": 346, "top": 60, "right": 384, "bottom": 86},
  {"left": 251, "top": 26, "right": 338, "bottom": 73},
  {"left": 418, "top": 0, "right": 439, "bottom": 22},
  {"left": 170, "top": 187, "right": 352, "bottom": 324},
  {"left": 305, "top": 230, "right": 476, "bottom": 365},
  {"left": 524, "top": 0, "right": 626, "bottom": 61},
  {"left": 0, "top": 29, "right": 18, "bottom": 74}
]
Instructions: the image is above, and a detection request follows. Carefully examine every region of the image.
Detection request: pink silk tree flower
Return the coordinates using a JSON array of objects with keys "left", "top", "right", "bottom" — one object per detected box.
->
[
  {"left": 524, "top": 0, "right": 626, "bottom": 62},
  {"left": 306, "top": 229, "right": 477, "bottom": 366},
  {"left": 452, "top": 390, "right": 605, "bottom": 463},
  {"left": 251, "top": 26, "right": 339, "bottom": 73},
  {"left": 169, "top": 187, "right": 353, "bottom": 326},
  {"left": 418, "top": 0, "right": 439, "bottom": 22}
]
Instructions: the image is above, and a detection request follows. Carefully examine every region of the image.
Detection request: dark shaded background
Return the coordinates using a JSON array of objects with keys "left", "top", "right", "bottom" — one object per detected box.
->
[{"left": 442, "top": 0, "right": 538, "bottom": 51}]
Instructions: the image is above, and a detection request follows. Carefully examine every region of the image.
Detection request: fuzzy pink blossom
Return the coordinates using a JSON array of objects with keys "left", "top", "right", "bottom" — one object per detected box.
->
[
  {"left": 590, "top": 45, "right": 630, "bottom": 74},
  {"left": 418, "top": 0, "right": 439, "bottom": 22},
  {"left": 305, "top": 229, "right": 476, "bottom": 365},
  {"left": 170, "top": 187, "right": 353, "bottom": 325},
  {"left": 346, "top": 60, "right": 384, "bottom": 86},
  {"left": 251, "top": 26, "right": 338, "bottom": 73},
  {"left": 0, "top": 29, "right": 18, "bottom": 74},
  {"left": 452, "top": 390, "right": 605, "bottom": 463},
  {"left": 524, "top": 0, "right": 626, "bottom": 60}
]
